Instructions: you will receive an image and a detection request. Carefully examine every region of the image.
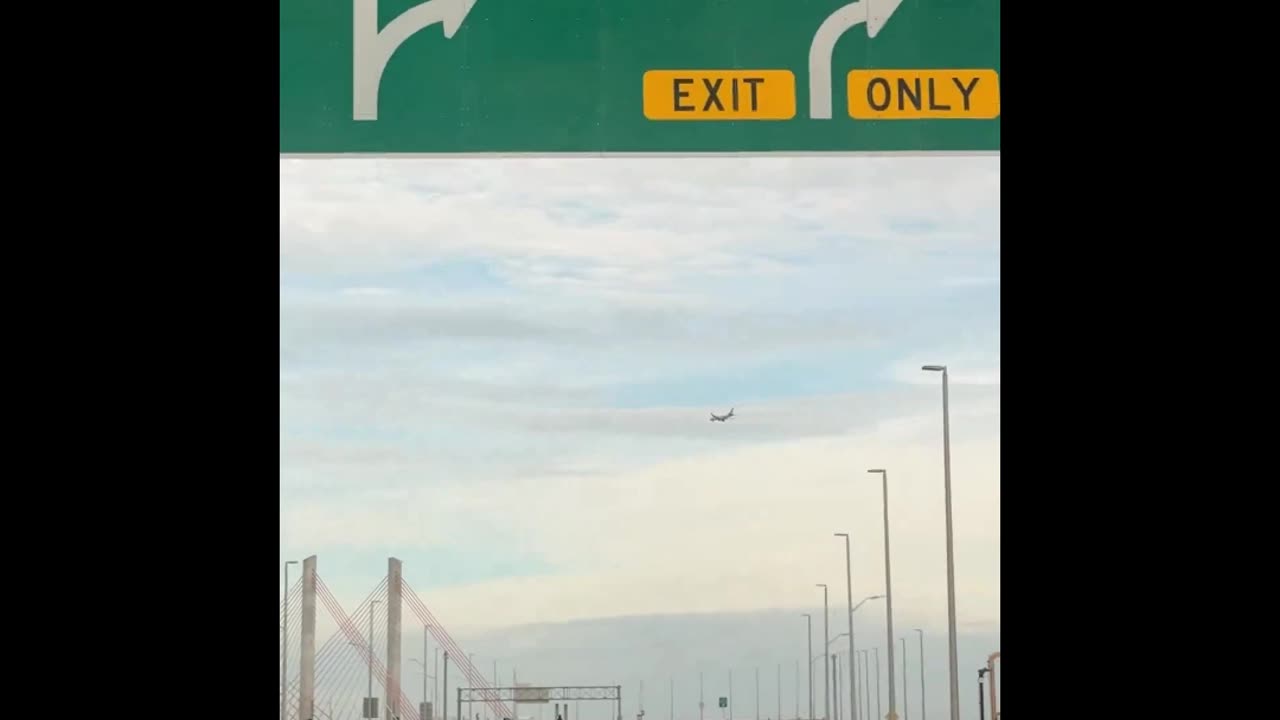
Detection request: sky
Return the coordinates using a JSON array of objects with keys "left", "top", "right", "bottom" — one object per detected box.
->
[{"left": 279, "top": 156, "right": 1000, "bottom": 720}]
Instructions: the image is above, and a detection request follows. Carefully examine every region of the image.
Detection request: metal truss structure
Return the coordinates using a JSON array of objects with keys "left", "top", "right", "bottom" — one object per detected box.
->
[{"left": 459, "top": 686, "right": 621, "bottom": 703}]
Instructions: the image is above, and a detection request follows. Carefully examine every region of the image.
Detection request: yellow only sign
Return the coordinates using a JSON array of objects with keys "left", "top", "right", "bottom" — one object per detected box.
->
[{"left": 847, "top": 70, "right": 1000, "bottom": 119}]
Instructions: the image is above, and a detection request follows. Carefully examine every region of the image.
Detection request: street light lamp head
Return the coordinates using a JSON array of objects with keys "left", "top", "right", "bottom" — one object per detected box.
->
[
  {"left": 867, "top": 469, "right": 885, "bottom": 474},
  {"left": 816, "top": 583, "right": 827, "bottom": 588},
  {"left": 869, "top": 594, "right": 884, "bottom": 600},
  {"left": 834, "top": 532, "right": 848, "bottom": 537},
  {"left": 921, "top": 365, "right": 946, "bottom": 372}
]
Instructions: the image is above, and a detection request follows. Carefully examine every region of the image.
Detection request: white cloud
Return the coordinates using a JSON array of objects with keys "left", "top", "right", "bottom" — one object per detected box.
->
[
  {"left": 340, "top": 286, "right": 399, "bottom": 297},
  {"left": 279, "top": 158, "right": 1000, "bottom": 299}
]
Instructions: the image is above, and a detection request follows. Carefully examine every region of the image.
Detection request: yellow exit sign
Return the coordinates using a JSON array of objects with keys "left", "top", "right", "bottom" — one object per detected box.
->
[{"left": 643, "top": 70, "right": 796, "bottom": 120}]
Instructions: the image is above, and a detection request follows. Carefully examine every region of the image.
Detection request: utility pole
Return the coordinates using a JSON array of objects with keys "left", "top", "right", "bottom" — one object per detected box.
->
[
  {"left": 443, "top": 651, "right": 449, "bottom": 720},
  {"left": 756, "top": 667, "right": 760, "bottom": 720},
  {"left": 700, "top": 672, "right": 705, "bottom": 720}
]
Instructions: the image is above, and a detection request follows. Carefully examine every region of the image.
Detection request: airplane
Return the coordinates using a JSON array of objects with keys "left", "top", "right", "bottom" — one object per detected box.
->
[{"left": 709, "top": 408, "right": 735, "bottom": 422}]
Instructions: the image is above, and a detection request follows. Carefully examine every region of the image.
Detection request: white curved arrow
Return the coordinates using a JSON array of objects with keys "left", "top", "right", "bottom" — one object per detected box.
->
[
  {"left": 808, "top": 0, "right": 903, "bottom": 119},
  {"left": 353, "top": 0, "right": 478, "bottom": 121}
]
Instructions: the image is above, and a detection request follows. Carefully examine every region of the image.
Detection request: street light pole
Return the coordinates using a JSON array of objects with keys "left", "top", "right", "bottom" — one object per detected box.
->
[
  {"left": 700, "top": 671, "right": 705, "bottom": 720},
  {"left": 794, "top": 661, "right": 799, "bottom": 720},
  {"left": 281, "top": 559, "right": 298, "bottom": 720},
  {"left": 873, "top": 649, "right": 881, "bottom": 720},
  {"left": 803, "top": 614, "right": 814, "bottom": 720},
  {"left": 850, "top": 595, "right": 883, "bottom": 720},
  {"left": 860, "top": 651, "right": 869, "bottom": 720},
  {"left": 913, "top": 631, "right": 924, "bottom": 720},
  {"left": 835, "top": 534, "right": 857, "bottom": 720},
  {"left": 922, "top": 364, "right": 959, "bottom": 720},
  {"left": 852, "top": 652, "right": 859, "bottom": 720},
  {"left": 900, "top": 638, "right": 908, "bottom": 720},
  {"left": 867, "top": 469, "right": 896, "bottom": 720},
  {"left": 817, "top": 584, "right": 830, "bottom": 720},
  {"left": 830, "top": 656, "right": 838, "bottom": 720}
]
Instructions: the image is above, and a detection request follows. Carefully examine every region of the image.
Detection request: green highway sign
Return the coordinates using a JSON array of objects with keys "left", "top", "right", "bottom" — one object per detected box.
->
[
  {"left": 719, "top": 698, "right": 728, "bottom": 709},
  {"left": 280, "top": 0, "right": 1000, "bottom": 156}
]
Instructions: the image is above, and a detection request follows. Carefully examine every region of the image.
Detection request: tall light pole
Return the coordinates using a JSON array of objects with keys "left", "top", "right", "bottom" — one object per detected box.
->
[
  {"left": 852, "top": 652, "right": 859, "bottom": 720},
  {"left": 860, "top": 651, "right": 869, "bottom": 720},
  {"left": 900, "top": 638, "right": 908, "bottom": 720},
  {"left": 866, "top": 469, "right": 897, "bottom": 720},
  {"left": 700, "top": 671, "right": 705, "bottom": 720},
  {"left": 912, "top": 631, "right": 925, "bottom": 720},
  {"left": 802, "top": 615, "right": 814, "bottom": 720},
  {"left": 852, "top": 595, "right": 884, "bottom": 720},
  {"left": 835, "top": 534, "right": 857, "bottom": 720},
  {"left": 413, "top": 624, "right": 431, "bottom": 716},
  {"left": 369, "top": 599, "right": 381, "bottom": 719},
  {"left": 922, "top": 364, "right": 959, "bottom": 720},
  {"left": 872, "top": 649, "right": 881, "bottom": 720},
  {"left": 777, "top": 664, "right": 782, "bottom": 720},
  {"left": 794, "top": 661, "right": 799, "bottom": 720},
  {"left": 816, "top": 584, "right": 830, "bottom": 720},
  {"left": 832, "top": 655, "right": 841, "bottom": 720},
  {"left": 756, "top": 667, "right": 760, "bottom": 720},
  {"left": 281, "top": 559, "right": 298, "bottom": 720}
]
